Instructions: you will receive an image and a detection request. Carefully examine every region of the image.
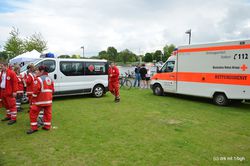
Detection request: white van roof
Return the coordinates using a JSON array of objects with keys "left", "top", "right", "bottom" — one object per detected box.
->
[{"left": 47, "top": 58, "right": 108, "bottom": 62}]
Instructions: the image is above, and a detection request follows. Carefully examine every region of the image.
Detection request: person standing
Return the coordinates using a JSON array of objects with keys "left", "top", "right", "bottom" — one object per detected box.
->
[
  {"left": 108, "top": 62, "right": 120, "bottom": 102},
  {"left": 139, "top": 64, "right": 147, "bottom": 89},
  {"left": 25, "top": 64, "right": 35, "bottom": 111},
  {"left": 145, "top": 68, "right": 151, "bottom": 89},
  {"left": 27, "top": 66, "right": 54, "bottom": 134},
  {"left": 0, "top": 62, "right": 18, "bottom": 125},
  {"left": 0, "top": 65, "right": 2, "bottom": 108},
  {"left": 133, "top": 65, "right": 141, "bottom": 87},
  {"left": 13, "top": 65, "right": 24, "bottom": 112}
]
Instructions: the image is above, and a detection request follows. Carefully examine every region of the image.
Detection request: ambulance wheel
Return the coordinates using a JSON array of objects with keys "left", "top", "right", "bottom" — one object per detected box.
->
[
  {"left": 213, "top": 93, "right": 229, "bottom": 106},
  {"left": 92, "top": 85, "right": 104, "bottom": 98},
  {"left": 153, "top": 84, "right": 163, "bottom": 96}
]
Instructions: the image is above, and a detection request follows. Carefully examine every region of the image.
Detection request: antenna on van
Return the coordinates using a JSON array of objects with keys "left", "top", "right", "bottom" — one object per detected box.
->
[
  {"left": 185, "top": 29, "right": 192, "bottom": 45},
  {"left": 81, "top": 46, "right": 84, "bottom": 58}
]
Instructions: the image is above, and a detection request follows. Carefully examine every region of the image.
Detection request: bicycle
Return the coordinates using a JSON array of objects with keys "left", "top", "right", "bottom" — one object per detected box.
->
[{"left": 119, "top": 73, "right": 132, "bottom": 90}]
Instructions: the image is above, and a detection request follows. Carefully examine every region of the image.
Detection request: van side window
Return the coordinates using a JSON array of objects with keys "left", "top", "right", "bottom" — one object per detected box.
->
[
  {"left": 60, "top": 62, "right": 84, "bottom": 76},
  {"left": 36, "top": 60, "right": 56, "bottom": 73},
  {"left": 161, "top": 61, "right": 175, "bottom": 73},
  {"left": 85, "top": 62, "right": 107, "bottom": 75}
]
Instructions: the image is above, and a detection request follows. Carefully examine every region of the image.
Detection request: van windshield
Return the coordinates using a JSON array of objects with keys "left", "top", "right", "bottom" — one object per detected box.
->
[
  {"left": 20, "top": 59, "right": 41, "bottom": 73},
  {"left": 161, "top": 61, "right": 175, "bottom": 73}
]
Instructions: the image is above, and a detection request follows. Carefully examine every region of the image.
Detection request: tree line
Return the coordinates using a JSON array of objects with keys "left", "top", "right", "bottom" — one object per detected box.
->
[
  {"left": 0, "top": 27, "right": 47, "bottom": 61},
  {"left": 86, "top": 44, "right": 176, "bottom": 63},
  {"left": 1, "top": 27, "right": 176, "bottom": 63}
]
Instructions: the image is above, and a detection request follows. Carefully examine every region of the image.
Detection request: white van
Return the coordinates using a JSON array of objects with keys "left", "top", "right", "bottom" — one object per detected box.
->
[
  {"left": 21, "top": 58, "right": 109, "bottom": 97},
  {"left": 150, "top": 40, "right": 250, "bottom": 105}
]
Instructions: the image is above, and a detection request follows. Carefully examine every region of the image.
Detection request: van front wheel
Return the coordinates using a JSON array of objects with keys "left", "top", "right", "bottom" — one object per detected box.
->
[
  {"left": 92, "top": 85, "right": 104, "bottom": 98},
  {"left": 213, "top": 93, "right": 229, "bottom": 106},
  {"left": 153, "top": 84, "right": 163, "bottom": 96}
]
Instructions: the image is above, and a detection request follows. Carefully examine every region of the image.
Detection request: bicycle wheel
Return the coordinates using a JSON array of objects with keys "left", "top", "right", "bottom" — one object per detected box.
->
[
  {"left": 123, "top": 79, "right": 132, "bottom": 90},
  {"left": 119, "top": 78, "right": 123, "bottom": 88}
]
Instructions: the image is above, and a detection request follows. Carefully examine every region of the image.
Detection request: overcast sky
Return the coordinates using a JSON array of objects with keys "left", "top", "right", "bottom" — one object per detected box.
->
[{"left": 0, "top": 0, "right": 250, "bottom": 56}]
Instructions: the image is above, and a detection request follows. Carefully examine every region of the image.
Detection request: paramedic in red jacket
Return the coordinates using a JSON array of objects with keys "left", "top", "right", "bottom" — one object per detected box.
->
[
  {"left": 0, "top": 66, "right": 2, "bottom": 108},
  {"left": 25, "top": 64, "right": 35, "bottom": 110},
  {"left": 27, "top": 66, "right": 54, "bottom": 134},
  {"left": 108, "top": 62, "right": 120, "bottom": 102},
  {"left": 0, "top": 62, "right": 18, "bottom": 125},
  {"left": 14, "top": 65, "right": 24, "bottom": 112}
]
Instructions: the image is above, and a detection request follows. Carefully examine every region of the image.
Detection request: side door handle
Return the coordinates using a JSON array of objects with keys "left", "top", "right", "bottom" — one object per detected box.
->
[{"left": 54, "top": 74, "right": 57, "bottom": 80}]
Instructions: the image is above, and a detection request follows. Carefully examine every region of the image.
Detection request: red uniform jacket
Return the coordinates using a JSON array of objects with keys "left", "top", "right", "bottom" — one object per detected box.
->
[
  {"left": 25, "top": 72, "right": 35, "bottom": 95},
  {"left": 108, "top": 66, "right": 120, "bottom": 83},
  {"left": 0, "top": 69, "right": 18, "bottom": 96},
  {"left": 17, "top": 74, "right": 24, "bottom": 94},
  {"left": 33, "top": 73, "right": 54, "bottom": 107}
]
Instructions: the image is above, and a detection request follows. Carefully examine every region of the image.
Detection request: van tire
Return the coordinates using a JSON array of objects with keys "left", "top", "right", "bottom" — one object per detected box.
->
[
  {"left": 92, "top": 85, "right": 104, "bottom": 98},
  {"left": 153, "top": 84, "right": 163, "bottom": 96},
  {"left": 213, "top": 93, "right": 229, "bottom": 106}
]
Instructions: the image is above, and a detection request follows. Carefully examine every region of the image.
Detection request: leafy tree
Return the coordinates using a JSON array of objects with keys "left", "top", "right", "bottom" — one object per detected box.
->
[
  {"left": 71, "top": 54, "right": 81, "bottom": 59},
  {"left": 89, "top": 56, "right": 99, "bottom": 59},
  {"left": 23, "top": 33, "right": 47, "bottom": 53},
  {"left": 98, "top": 50, "right": 108, "bottom": 59},
  {"left": 118, "top": 49, "right": 136, "bottom": 64},
  {"left": 163, "top": 44, "right": 176, "bottom": 61},
  {"left": 153, "top": 50, "right": 163, "bottom": 62},
  {"left": 107, "top": 47, "right": 118, "bottom": 62},
  {"left": 4, "top": 27, "right": 24, "bottom": 59},
  {"left": 0, "top": 51, "right": 9, "bottom": 61},
  {"left": 58, "top": 55, "right": 70, "bottom": 58},
  {"left": 144, "top": 53, "right": 153, "bottom": 62}
]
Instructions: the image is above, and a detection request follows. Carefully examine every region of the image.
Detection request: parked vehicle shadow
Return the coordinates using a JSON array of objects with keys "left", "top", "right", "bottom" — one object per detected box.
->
[
  {"left": 162, "top": 93, "right": 250, "bottom": 111},
  {"left": 53, "top": 94, "right": 108, "bottom": 101}
]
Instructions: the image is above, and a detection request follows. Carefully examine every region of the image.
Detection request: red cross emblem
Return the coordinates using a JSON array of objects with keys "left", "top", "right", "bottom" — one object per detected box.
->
[
  {"left": 240, "top": 64, "right": 248, "bottom": 71},
  {"left": 88, "top": 65, "right": 95, "bottom": 72}
]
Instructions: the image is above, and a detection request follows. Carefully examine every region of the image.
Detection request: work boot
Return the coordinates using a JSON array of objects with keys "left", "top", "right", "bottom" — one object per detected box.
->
[
  {"left": 7, "top": 120, "right": 16, "bottom": 125},
  {"left": 42, "top": 127, "right": 50, "bottom": 131},
  {"left": 26, "top": 129, "right": 38, "bottom": 134},
  {"left": 115, "top": 97, "right": 120, "bottom": 103},
  {"left": 1, "top": 117, "right": 11, "bottom": 121}
]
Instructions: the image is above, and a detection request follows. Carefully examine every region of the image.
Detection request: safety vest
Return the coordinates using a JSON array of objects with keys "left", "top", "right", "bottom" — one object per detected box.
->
[
  {"left": 26, "top": 73, "right": 35, "bottom": 95},
  {"left": 17, "top": 74, "right": 24, "bottom": 94},
  {"left": 33, "top": 75, "right": 54, "bottom": 106}
]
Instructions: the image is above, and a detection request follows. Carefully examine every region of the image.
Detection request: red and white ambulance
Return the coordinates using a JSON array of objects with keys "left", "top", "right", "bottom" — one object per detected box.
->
[{"left": 150, "top": 40, "right": 250, "bottom": 105}]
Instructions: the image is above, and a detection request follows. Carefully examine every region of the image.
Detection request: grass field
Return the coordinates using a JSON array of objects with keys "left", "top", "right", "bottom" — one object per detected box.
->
[{"left": 0, "top": 89, "right": 249, "bottom": 166}]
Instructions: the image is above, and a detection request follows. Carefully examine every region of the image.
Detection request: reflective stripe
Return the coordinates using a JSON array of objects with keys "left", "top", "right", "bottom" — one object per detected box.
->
[
  {"left": 30, "top": 122, "right": 37, "bottom": 125},
  {"left": 32, "top": 94, "right": 37, "bottom": 97},
  {"left": 43, "top": 122, "right": 51, "bottom": 125},
  {"left": 178, "top": 44, "right": 250, "bottom": 53},
  {"left": 29, "top": 73, "right": 34, "bottom": 80},
  {"left": 41, "top": 89, "right": 53, "bottom": 93},
  {"left": 38, "top": 77, "right": 53, "bottom": 93},
  {"left": 17, "top": 91, "right": 24, "bottom": 93},
  {"left": 26, "top": 92, "right": 33, "bottom": 94},
  {"left": 34, "top": 101, "right": 52, "bottom": 105}
]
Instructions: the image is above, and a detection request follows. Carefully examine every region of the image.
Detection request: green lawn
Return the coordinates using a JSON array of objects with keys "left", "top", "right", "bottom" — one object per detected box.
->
[{"left": 0, "top": 89, "right": 249, "bottom": 166}]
